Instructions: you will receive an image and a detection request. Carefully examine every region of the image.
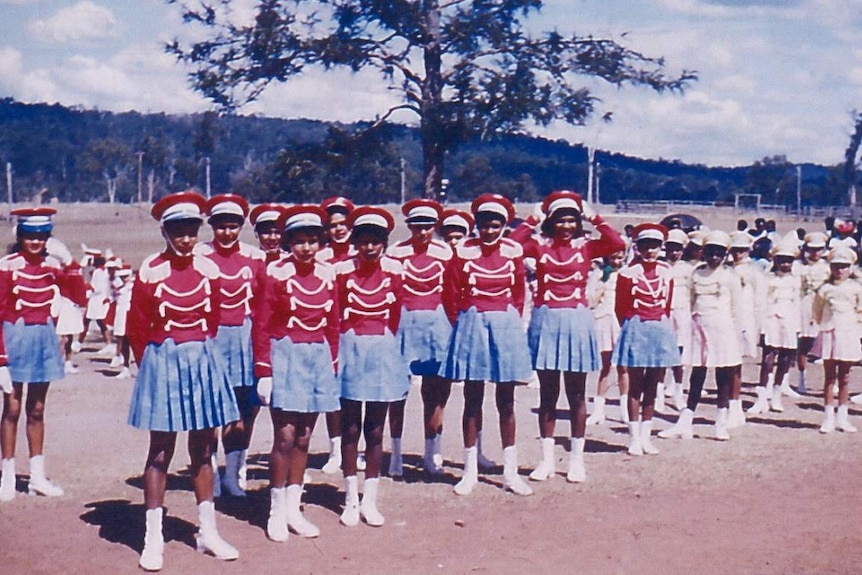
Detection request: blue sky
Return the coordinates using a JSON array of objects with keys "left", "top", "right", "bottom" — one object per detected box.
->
[{"left": 0, "top": 0, "right": 860, "bottom": 167}]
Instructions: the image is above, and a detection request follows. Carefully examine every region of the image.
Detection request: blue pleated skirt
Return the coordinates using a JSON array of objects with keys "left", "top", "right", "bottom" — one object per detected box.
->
[
  {"left": 528, "top": 305, "right": 600, "bottom": 372},
  {"left": 439, "top": 306, "right": 533, "bottom": 383},
  {"left": 213, "top": 318, "right": 254, "bottom": 388},
  {"left": 611, "top": 316, "right": 681, "bottom": 368},
  {"left": 128, "top": 338, "right": 240, "bottom": 432},
  {"left": 271, "top": 337, "right": 340, "bottom": 413},
  {"left": 397, "top": 306, "right": 452, "bottom": 376},
  {"left": 3, "top": 319, "right": 64, "bottom": 383},
  {"left": 339, "top": 330, "right": 410, "bottom": 402}
]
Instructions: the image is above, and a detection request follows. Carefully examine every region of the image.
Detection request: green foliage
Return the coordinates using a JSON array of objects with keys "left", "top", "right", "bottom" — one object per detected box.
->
[{"left": 166, "top": 0, "right": 696, "bottom": 197}]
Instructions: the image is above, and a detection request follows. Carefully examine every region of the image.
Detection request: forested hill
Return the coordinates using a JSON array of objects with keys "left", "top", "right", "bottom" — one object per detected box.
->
[{"left": 0, "top": 98, "right": 844, "bottom": 208}]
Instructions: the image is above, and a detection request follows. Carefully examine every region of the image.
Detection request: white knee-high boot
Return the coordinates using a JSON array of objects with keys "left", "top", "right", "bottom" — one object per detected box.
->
[
  {"left": 322, "top": 436, "right": 342, "bottom": 474},
  {"left": 566, "top": 437, "right": 586, "bottom": 483},
  {"left": 502, "top": 446, "right": 533, "bottom": 496},
  {"left": 195, "top": 501, "right": 239, "bottom": 560},
  {"left": 360, "top": 477, "right": 385, "bottom": 526},
  {"left": 640, "top": 420, "right": 660, "bottom": 455},
  {"left": 28, "top": 455, "right": 63, "bottom": 497},
  {"left": 586, "top": 396, "right": 606, "bottom": 425},
  {"left": 0, "top": 458, "right": 16, "bottom": 502},
  {"left": 340, "top": 476, "right": 360, "bottom": 526},
  {"left": 266, "top": 487, "right": 289, "bottom": 542},
  {"left": 619, "top": 394, "right": 630, "bottom": 424},
  {"left": 454, "top": 446, "right": 478, "bottom": 496},
  {"left": 286, "top": 483, "right": 320, "bottom": 537},
  {"left": 529, "top": 437, "right": 555, "bottom": 481},
  {"left": 139, "top": 507, "right": 164, "bottom": 571}
]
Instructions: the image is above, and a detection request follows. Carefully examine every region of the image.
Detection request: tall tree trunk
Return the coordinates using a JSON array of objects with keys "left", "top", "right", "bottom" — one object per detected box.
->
[
  {"left": 421, "top": 1, "right": 444, "bottom": 201},
  {"left": 843, "top": 112, "right": 862, "bottom": 207}
]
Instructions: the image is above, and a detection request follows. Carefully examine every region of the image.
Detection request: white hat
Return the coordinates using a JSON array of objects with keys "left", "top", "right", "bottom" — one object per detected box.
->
[
  {"left": 665, "top": 228, "right": 689, "bottom": 246},
  {"left": 704, "top": 230, "right": 731, "bottom": 249},
  {"left": 828, "top": 246, "right": 857, "bottom": 265},
  {"left": 730, "top": 231, "right": 753, "bottom": 249}
]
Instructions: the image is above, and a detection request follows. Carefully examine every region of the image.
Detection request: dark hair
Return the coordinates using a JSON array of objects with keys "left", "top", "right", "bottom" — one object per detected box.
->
[
  {"left": 474, "top": 211, "right": 507, "bottom": 228},
  {"left": 255, "top": 220, "right": 281, "bottom": 235},
  {"left": 540, "top": 207, "right": 581, "bottom": 238},
  {"left": 736, "top": 219, "right": 748, "bottom": 231},
  {"left": 282, "top": 225, "right": 324, "bottom": 248},
  {"left": 351, "top": 224, "right": 389, "bottom": 244},
  {"left": 208, "top": 213, "right": 244, "bottom": 227}
]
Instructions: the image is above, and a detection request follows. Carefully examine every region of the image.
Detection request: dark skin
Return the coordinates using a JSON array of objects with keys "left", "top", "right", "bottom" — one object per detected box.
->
[
  {"left": 759, "top": 255, "right": 796, "bottom": 389},
  {"left": 1, "top": 231, "right": 53, "bottom": 463},
  {"left": 341, "top": 228, "right": 395, "bottom": 478}
]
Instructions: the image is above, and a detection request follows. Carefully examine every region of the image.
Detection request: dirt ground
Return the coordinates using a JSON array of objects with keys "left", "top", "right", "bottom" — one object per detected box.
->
[{"left": 0, "top": 203, "right": 860, "bottom": 574}]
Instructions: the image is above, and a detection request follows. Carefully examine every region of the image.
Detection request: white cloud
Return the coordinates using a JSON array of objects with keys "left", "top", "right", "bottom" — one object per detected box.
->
[{"left": 29, "top": 1, "right": 119, "bottom": 43}]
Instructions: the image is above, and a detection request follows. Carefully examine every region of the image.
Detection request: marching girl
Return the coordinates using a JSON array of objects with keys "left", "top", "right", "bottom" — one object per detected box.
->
[
  {"left": 53, "top": 238, "right": 85, "bottom": 374},
  {"left": 253, "top": 205, "right": 340, "bottom": 540},
  {"left": 388, "top": 199, "right": 454, "bottom": 476},
  {"left": 726, "top": 232, "right": 763, "bottom": 428},
  {"left": 812, "top": 246, "right": 862, "bottom": 433},
  {"left": 126, "top": 192, "right": 240, "bottom": 570},
  {"left": 585, "top": 249, "right": 628, "bottom": 425},
  {"left": 510, "top": 191, "right": 624, "bottom": 483},
  {"left": 250, "top": 203, "right": 287, "bottom": 264},
  {"left": 195, "top": 194, "right": 266, "bottom": 497},
  {"left": 794, "top": 232, "right": 829, "bottom": 396},
  {"left": 109, "top": 264, "right": 134, "bottom": 379},
  {"left": 82, "top": 250, "right": 114, "bottom": 354},
  {"left": 659, "top": 231, "right": 742, "bottom": 441},
  {"left": 438, "top": 209, "right": 474, "bottom": 246},
  {"left": 335, "top": 206, "right": 408, "bottom": 526},
  {"left": 747, "top": 237, "right": 802, "bottom": 415},
  {"left": 440, "top": 193, "right": 534, "bottom": 496},
  {"left": 612, "top": 223, "right": 679, "bottom": 455},
  {"left": 316, "top": 196, "right": 358, "bottom": 475},
  {"left": 663, "top": 228, "right": 695, "bottom": 411},
  {"left": 0, "top": 208, "right": 86, "bottom": 502}
]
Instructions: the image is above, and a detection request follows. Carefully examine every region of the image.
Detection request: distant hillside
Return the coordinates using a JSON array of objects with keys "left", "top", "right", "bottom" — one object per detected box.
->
[{"left": 0, "top": 98, "right": 848, "bottom": 208}]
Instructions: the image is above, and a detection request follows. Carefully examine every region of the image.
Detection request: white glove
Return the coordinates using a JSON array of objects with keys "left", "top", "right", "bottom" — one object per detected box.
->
[
  {"left": 580, "top": 200, "right": 597, "bottom": 222},
  {"left": 531, "top": 202, "right": 546, "bottom": 226},
  {"left": 46, "top": 238, "right": 73, "bottom": 265},
  {"left": 256, "top": 377, "right": 272, "bottom": 406},
  {"left": 0, "top": 366, "right": 12, "bottom": 394}
]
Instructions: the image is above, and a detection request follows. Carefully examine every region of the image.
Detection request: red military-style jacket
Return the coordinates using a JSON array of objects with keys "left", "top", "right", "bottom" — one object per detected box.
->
[
  {"left": 335, "top": 256, "right": 403, "bottom": 336},
  {"left": 387, "top": 238, "right": 452, "bottom": 311},
  {"left": 253, "top": 256, "right": 340, "bottom": 378},
  {"left": 195, "top": 241, "right": 265, "bottom": 327},
  {"left": 0, "top": 251, "right": 87, "bottom": 366},
  {"left": 614, "top": 258, "right": 675, "bottom": 324},
  {"left": 442, "top": 237, "right": 526, "bottom": 324},
  {"left": 126, "top": 251, "right": 222, "bottom": 362}
]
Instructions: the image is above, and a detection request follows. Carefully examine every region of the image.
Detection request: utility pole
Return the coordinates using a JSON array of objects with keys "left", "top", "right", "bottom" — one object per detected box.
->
[
  {"left": 595, "top": 161, "right": 601, "bottom": 206},
  {"left": 587, "top": 146, "right": 596, "bottom": 204},
  {"left": 400, "top": 157, "right": 406, "bottom": 204},
  {"left": 136, "top": 151, "right": 144, "bottom": 204},
  {"left": 796, "top": 165, "right": 802, "bottom": 216},
  {"left": 205, "top": 156, "right": 211, "bottom": 199},
  {"left": 5, "top": 162, "right": 11, "bottom": 205}
]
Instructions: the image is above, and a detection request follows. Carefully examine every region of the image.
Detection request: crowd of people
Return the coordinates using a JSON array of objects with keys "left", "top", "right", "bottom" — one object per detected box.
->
[{"left": 0, "top": 192, "right": 860, "bottom": 572}]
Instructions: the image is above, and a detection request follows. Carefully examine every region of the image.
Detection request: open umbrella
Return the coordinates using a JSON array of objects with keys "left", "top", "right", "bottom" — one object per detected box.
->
[{"left": 660, "top": 213, "right": 702, "bottom": 233}]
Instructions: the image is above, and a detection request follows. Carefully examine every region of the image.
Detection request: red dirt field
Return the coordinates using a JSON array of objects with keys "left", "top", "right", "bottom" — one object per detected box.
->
[{"left": 1, "top": 203, "right": 859, "bottom": 574}]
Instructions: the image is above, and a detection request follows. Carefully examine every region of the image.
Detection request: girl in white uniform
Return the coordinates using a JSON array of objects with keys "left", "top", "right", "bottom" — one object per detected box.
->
[
  {"left": 812, "top": 247, "right": 862, "bottom": 433},
  {"left": 794, "top": 232, "right": 829, "bottom": 395},
  {"left": 660, "top": 231, "right": 742, "bottom": 440},
  {"left": 748, "top": 237, "right": 802, "bottom": 415}
]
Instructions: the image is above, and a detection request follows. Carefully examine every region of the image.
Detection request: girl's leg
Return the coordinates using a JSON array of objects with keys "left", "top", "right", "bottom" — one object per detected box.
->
[
  {"left": 386, "top": 398, "right": 406, "bottom": 477},
  {"left": 321, "top": 410, "right": 343, "bottom": 474},
  {"left": 421, "top": 375, "right": 451, "bottom": 474},
  {"left": 617, "top": 366, "right": 630, "bottom": 423},
  {"left": 454, "top": 381, "right": 484, "bottom": 495},
  {"left": 820, "top": 360, "right": 837, "bottom": 433},
  {"left": 771, "top": 349, "right": 795, "bottom": 412},
  {"left": 749, "top": 346, "right": 775, "bottom": 414},
  {"left": 276, "top": 411, "right": 319, "bottom": 538},
  {"left": 714, "top": 366, "right": 735, "bottom": 440},
  {"left": 835, "top": 362, "right": 857, "bottom": 433},
  {"left": 686, "top": 367, "right": 707, "bottom": 412},
  {"left": 0, "top": 383, "right": 24, "bottom": 500},
  {"left": 637, "top": 368, "right": 663, "bottom": 454},
  {"left": 22, "top": 382, "right": 63, "bottom": 496},
  {"left": 360, "top": 402, "right": 389, "bottom": 526},
  {"left": 339, "top": 399, "right": 362, "bottom": 526},
  {"left": 587, "top": 353, "right": 611, "bottom": 425},
  {"left": 564, "top": 372, "right": 588, "bottom": 483},
  {"left": 189, "top": 428, "right": 238, "bottom": 560},
  {"left": 497, "top": 382, "right": 532, "bottom": 496},
  {"left": 139, "top": 431, "right": 177, "bottom": 570},
  {"left": 531, "top": 370, "right": 560, "bottom": 480},
  {"left": 626, "top": 367, "right": 645, "bottom": 455}
]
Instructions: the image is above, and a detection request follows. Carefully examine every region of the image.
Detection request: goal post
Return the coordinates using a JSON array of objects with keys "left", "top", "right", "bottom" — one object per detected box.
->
[{"left": 734, "top": 193, "right": 761, "bottom": 213}]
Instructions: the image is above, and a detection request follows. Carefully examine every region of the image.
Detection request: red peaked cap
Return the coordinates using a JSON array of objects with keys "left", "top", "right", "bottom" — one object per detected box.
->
[
  {"left": 279, "top": 204, "right": 327, "bottom": 231},
  {"left": 249, "top": 203, "right": 286, "bottom": 226},
  {"left": 541, "top": 190, "right": 583, "bottom": 217},
  {"left": 151, "top": 191, "right": 207, "bottom": 222},
  {"left": 402, "top": 198, "right": 443, "bottom": 223},
  {"left": 206, "top": 193, "right": 250, "bottom": 219},
  {"left": 440, "top": 209, "right": 474, "bottom": 233},
  {"left": 347, "top": 205, "right": 395, "bottom": 233},
  {"left": 633, "top": 222, "right": 668, "bottom": 242},
  {"left": 470, "top": 193, "right": 515, "bottom": 223},
  {"left": 320, "top": 196, "right": 355, "bottom": 215}
]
